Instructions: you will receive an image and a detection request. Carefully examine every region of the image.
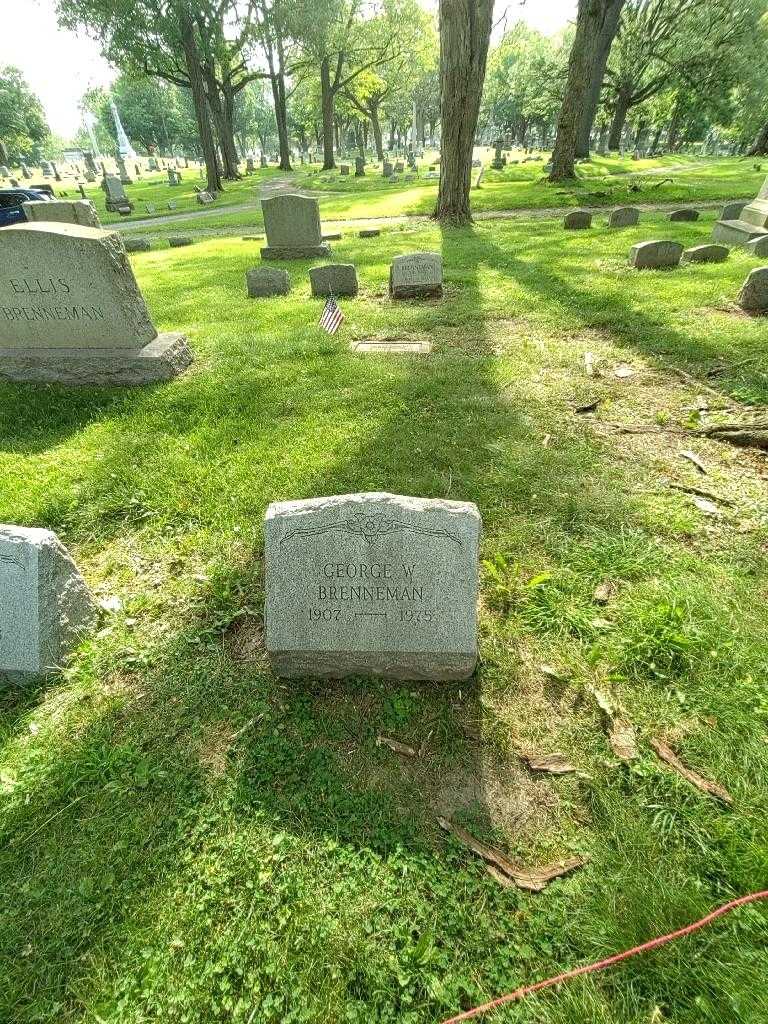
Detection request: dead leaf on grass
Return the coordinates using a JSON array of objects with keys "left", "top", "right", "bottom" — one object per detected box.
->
[
  {"left": 609, "top": 717, "right": 639, "bottom": 762},
  {"left": 377, "top": 735, "right": 418, "bottom": 758},
  {"left": 520, "top": 752, "right": 576, "bottom": 775},
  {"left": 540, "top": 664, "right": 571, "bottom": 682},
  {"left": 650, "top": 739, "right": 733, "bottom": 805},
  {"left": 593, "top": 580, "right": 617, "bottom": 605},
  {"left": 692, "top": 494, "right": 720, "bottom": 516}
]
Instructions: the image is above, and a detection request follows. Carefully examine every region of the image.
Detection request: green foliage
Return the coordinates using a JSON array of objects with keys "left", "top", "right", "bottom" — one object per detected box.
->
[{"left": 0, "top": 65, "right": 50, "bottom": 162}]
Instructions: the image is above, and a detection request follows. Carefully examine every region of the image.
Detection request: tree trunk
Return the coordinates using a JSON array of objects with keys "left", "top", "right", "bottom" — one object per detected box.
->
[
  {"left": 747, "top": 117, "right": 768, "bottom": 156},
  {"left": 179, "top": 10, "right": 222, "bottom": 193},
  {"left": 370, "top": 103, "right": 384, "bottom": 161},
  {"left": 434, "top": 0, "right": 494, "bottom": 225},
  {"left": 269, "top": 73, "right": 292, "bottom": 171},
  {"left": 649, "top": 124, "right": 662, "bottom": 154},
  {"left": 575, "top": 0, "right": 625, "bottom": 159},
  {"left": 608, "top": 91, "right": 631, "bottom": 150},
  {"left": 667, "top": 106, "right": 681, "bottom": 152},
  {"left": 221, "top": 81, "right": 243, "bottom": 178},
  {"left": 203, "top": 67, "right": 239, "bottom": 179},
  {"left": 320, "top": 56, "right": 336, "bottom": 170},
  {"left": 550, "top": 0, "right": 625, "bottom": 181}
]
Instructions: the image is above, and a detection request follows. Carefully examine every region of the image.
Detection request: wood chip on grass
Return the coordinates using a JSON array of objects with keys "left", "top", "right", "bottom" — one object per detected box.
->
[
  {"left": 650, "top": 738, "right": 733, "bottom": 805},
  {"left": 588, "top": 685, "right": 639, "bottom": 762},
  {"left": 520, "top": 752, "right": 577, "bottom": 775},
  {"left": 376, "top": 735, "right": 418, "bottom": 757},
  {"left": 438, "top": 817, "right": 586, "bottom": 892}
]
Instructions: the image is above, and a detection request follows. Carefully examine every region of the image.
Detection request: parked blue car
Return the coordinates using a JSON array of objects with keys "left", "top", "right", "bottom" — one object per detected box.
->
[{"left": 0, "top": 188, "right": 53, "bottom": 228}]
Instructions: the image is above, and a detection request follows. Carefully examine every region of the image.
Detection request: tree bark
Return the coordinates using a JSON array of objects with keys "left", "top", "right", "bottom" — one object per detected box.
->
[
  {"left": 549, "top": 0, "right": 625, "bottom": 181},
  {"left": 204, "top": 68, "right": 239, "bottom": 179},
  {"left": 434, "top": 0, "right": 494, "bottom": 225},
  {"left": 320, "top": 56, "right": 336, "bottom": 170},
  {"left": 575, "top": 0, "right": 626, "bottom": 159},
  {"left": 179, "top": 9, "right": 222, "bottom": 193},
  {"left": 370, "top": 103, "right": 384, "bottom": 161},
  {"left": 608, "top": 90, "right": 631, "bottom": 150},
  {"left": 747, "top": 117, "right": 768, "bottom": 156}
]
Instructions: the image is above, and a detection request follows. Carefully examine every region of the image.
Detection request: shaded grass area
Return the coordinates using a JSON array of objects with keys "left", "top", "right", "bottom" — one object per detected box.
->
[{"left": 1, "top": 213, "right": 768, "bottom": 1023}]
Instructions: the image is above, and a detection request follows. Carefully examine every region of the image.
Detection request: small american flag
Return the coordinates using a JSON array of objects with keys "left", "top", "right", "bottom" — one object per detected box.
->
[{"left": 319, "top": 295, "right": 344, "bottom": 334}]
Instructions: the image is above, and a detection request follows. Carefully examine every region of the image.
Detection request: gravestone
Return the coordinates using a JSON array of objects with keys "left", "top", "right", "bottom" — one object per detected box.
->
[
  {"left": 167, "top": 168, "right": 181, "bottom": 186},
  {"left": 41, "top": 161, "right": 53, "bottom": 177},
  {"left": 148, "top": 157, "right": 159, "bottom": 171},
  {"left": 260, "top": 154, "right": 268, "bottom": 168},
  {"left": 355, "top": 157, "right": 365, "bottom": 177},
  {"left": 246, "top": 267, "right": 291, "bottom": 298},
  {"left": 0, "top": 525, "right": 98, "bottom": 682},
  {"left": 168, "top": 236, "right": 193, "bottom": 247},
  {"left": 629, "top": 240, "right": 683, "bottom": 269},
  {"left": 23, "top": 199, "right": 101, "bottom": 229},
  {"left": 84, "top": 169, "right": 96, "bottom": 183},
  {"left": 714, "top": 175, "right": 768, "bottom": 247},
  {"left": 721, "top": 201, "right": 747, "bottom": 221},
  {"left": 359, "top": 228, "right": 380, "bottom": 238},
  {"left": 340, "top": 164, "right": 350, "bottom": 175},
  {"left": 310, "top": 264, "right": 358, "bottom": 298},
  {"left": 394, "top": 161, "right": 405, "bottom": 173},
  {"left": 669, "top": 208, "right": 699, "bottom": 222},
  {"left": 491, "top": 143, "right": 504, "bottom": 170},
  {"left": 264, "top": 492, "right": 481, "bottom": 680},
  {"left": 246, "top": 157, "right": 255, "bottom": 173},
  {"left": 0, "top": 223, "right": 192, "bottom": 384},
  {"left": 383, "top": 161, "right": 393, "bottom": 178},
  {"left": 78, "top": 184, "right": 87, "bottom": 199},
  {"left": 608, "top": 206, "right": 640, "bottom": 227},
  {"left": 564, "top": 210, "right": 592, "bottom": 229},
  {"left": 196, "top": 191, "right": 215, "bottom": 204},
  {"left": 116, "top": 158, "right": 133, "bottom": 184},
  {"left": 737, "top": 267, "right": 768, "bottom": 312},
  {"left": 0, "top": 165, "right": 9, "bottom": 177},
  {"left": 104, "top": 175, "right": 133, "bottom": 213},
  {"left": 390, "top": 252, "right": 443, "bottom": 299},
  {"left": 124, "top": 238, "right": 151, "bottom": 252},
  {"left": 20, "top": 164, "right": 32, "bottom": 179},
  {"left": 683, "top": 244, "right": 728, "bottom": 264},
  {"left": 352, "top": 338, "right": 431, "bottom": 355},
  {"left": 745, "top": 235, "right": 768, "bottom": 257},
  {"left": 260, "top": 194, "right": 330, "bottom": 260}
]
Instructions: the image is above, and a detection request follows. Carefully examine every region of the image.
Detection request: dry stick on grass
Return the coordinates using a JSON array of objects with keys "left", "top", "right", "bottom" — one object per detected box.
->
[
  {"left": 667, "top": 483, "right": 735, "bottom": 508},
  {"left": 650, "top": 739, "right": 733, "bottom": 806}
]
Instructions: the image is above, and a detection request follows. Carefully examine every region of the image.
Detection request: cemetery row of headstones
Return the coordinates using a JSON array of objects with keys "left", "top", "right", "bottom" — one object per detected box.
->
[{"left": 4, "top": 180, "right": 768, "bottom": 686}]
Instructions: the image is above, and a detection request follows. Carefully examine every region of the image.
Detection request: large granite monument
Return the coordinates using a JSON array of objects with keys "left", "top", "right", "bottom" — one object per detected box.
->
[
  {"left": 0, "top": 223, "right": 193, "bottom": 385},
  {"left": 265, "top": 492, "right": 481, "bottom": 680},
  {"left": 0, "top": 525, "right": 97, "bottom": 683},
  {"left": 260, "top": 194, "right": 330, "bottom": 260},
  {"left": 713, "top": 175, "right": 768, "bottom": 246}
]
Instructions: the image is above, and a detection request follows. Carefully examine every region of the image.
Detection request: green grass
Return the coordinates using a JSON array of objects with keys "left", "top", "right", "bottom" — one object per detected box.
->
[
  {"left": 61, "top": 152, "right": 768, "bottom": 237},
  {"left": 1, "top": 207, "right": 768, "bottom": 1023}
]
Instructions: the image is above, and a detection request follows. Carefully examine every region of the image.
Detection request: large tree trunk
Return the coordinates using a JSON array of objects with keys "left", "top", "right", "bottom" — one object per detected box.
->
[
  {"left": 434, "top": 0, "right": 494, "bottom": 225},
  {"left": 205, "top": 72, "right": 239, "bottom": 179},
  {"left": 179, "top": 10, "right": 222, "bottom": 193},
  {"left": 370, "top": 103, "right": 384, "bottom": 161},
  {"left": 608, "top": 90, "right": 631, "bottom": 150},
  {"left": 320, "top": 56, "right": 336, "bottom": 170},
  {"left": 575, "top": 0, "right": 626, "bottom": 159},
  {"left": 270, "top": 72, "right": 292, "bottom": 171},
  {"left": 747, "top": 118, "right": 768, "bottom": 156},
  {"left": 549, "top": 0, "right": 625, "bottom": 181}
]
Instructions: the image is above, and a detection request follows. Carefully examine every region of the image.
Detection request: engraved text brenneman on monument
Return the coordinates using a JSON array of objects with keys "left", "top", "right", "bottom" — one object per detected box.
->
[{"left": 0, "top": 275, "right": 105, "bottom": 323}]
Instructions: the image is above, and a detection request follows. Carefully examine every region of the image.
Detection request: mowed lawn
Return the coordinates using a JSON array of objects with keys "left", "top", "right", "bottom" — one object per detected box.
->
[
  {"left": 1, "top": 209, "right": 768, "bottom": 1024},
  {"left": 78, "top": 153, "right": 768, "bottom": 235}
]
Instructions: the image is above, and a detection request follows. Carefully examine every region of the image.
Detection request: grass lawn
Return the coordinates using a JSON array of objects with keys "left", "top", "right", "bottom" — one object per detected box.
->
[
  {"left": 64, "top": 152, "right": 768, "bottom": 237},
  {"left": 1, "top": 208, "right": 768, "bottom": 1023}
]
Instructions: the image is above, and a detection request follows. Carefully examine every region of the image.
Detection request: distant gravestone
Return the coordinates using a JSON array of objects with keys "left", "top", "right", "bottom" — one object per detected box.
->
[
  {"left": 0, "top": 165, "right": 9, "bottom": 177},
  {"left": 20, "top": 164, "right": 32, "bottom": 179},
  {"left": 310, "top": 264, "right": 358, "bottom": 298},
  {"left": 714, "top": 175, "right": 768, "bottom": 247},
  {"left": 0, "top": 525, "right": 98, "bottom": 682},
  {"left": 260, "top": 194, "right": 329, "bottom": 260},
  {"left": 390, "top": 252, "right": 443, "bottom": 299},
  {"left": 383, "top": 161, "right": 393, "bottom": 178},
  {"left": 669, "top": 209, "right": 699, "bottom": 222},
  {"left": 246, "top": 157, "right": 255, "bottom": 173},
  {"left": 355, "top": 157, "right": 365, "bottom": 177},
  {"left": 608, "top": 206, "right": 640, "bottom": 227},
  {"left": 168, "top": 236, "right": 193, "bottom": 247},
  {"left": 745, "top": 235, "right": 768, "bottom": 257},
  {"left": 23, "top": 199, "right": 101, "bottom": 229},
  {"left": 564, "top": 210, "right": 592, "bottom": 229},
  {"left": 737, "top": 267, "right": 768, "bottom": 312},
  {"left": 264, "top": 492, "right": 481, "bottom": 680},
  {"left": 683, "top": 244, "right": 729, "bottom": 264},
  {"left": 246, "top": 267, "right": 291, "bottom": 298},
  {"left": 340, "top": 164, "right": 350, "bottom": 175},
  {"left": 124, "top": 238, "right": 151, "bottom": 252},
  {"left": 116, "top": 158, "right": 133, "bottom": 184},
  {"left": 104, "top": 175, "right": 133, "bottom": 213},
  {"left": 359, "top": 228, "right": 380, "bottom": 238},
  {"left": 629, "top": 240, "right": 683, "bottom": 269},
  {"left": 721, "top": 201, "right": 747, "bottom": 221},
  {"left": 0, "top": 223, "right": 192, "bottom": 385},
  {"left": 196, "top": 191, "right": 215, "bottom": 204},
  {"left": 148, "top": 157, "right": 159, "bottom": 171},
  {"left": 167, "top": 168, "right": 181, "bottom": 186},
  {"left": 84, "top": 169, "right": 96, "bottom": 183}
]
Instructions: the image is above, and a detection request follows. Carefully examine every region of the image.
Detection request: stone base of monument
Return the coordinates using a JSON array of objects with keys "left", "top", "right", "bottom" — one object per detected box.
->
[
  {"left": 269, "top": 649, "right": 476, "bottom": 681},
  {"left": 712, "top": 219, "right": 767, "bottom": 246},
  {"left": 0, "top": 333, "right": 193, "bottom": 386},
  {"left": 260, "top": 244, "right": 331, "bottom": 260}
]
